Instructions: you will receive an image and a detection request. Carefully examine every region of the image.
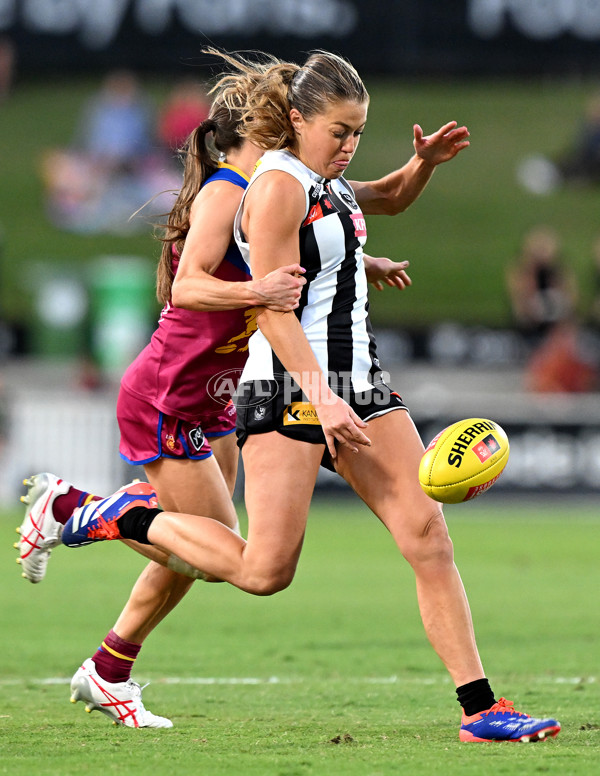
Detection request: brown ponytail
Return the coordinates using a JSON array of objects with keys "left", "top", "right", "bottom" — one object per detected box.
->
[{"left": 155, "top": 97, "right": 243, "bottom": 305}]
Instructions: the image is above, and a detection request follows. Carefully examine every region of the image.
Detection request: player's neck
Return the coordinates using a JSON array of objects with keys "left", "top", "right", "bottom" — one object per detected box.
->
[{"left": 225, "top": 142, "right": 264, "bottom": 180}]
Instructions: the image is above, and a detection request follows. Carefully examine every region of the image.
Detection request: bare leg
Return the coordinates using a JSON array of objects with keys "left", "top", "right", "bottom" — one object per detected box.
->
[
  {"left": 147, "top": 433, "right": 323, "bottom": 595},
  {"left": 333, "top": 411, "right": 485, "bottom": 688}
]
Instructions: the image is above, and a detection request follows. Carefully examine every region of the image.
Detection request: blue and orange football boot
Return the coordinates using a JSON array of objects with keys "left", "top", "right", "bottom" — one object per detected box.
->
[
  {"left": 460, "top": 697, "right": 561, "bottom": 742},
  {"left": 62, "top": 481, "right": 158, "bottom": 547}
]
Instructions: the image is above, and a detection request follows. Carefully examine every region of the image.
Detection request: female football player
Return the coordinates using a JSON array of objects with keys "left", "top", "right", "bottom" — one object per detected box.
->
[
  {"left": 58, "top": 49, "right": 560, "bottom": 741},
  {"left": 17, "top": 52, "right": 412, "bottom": 728}
]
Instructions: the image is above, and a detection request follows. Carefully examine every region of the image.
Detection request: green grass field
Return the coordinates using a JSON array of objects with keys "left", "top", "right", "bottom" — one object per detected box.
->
[
  {"left": 1, "top": 498, "right": 599, "bottom": 775},
  {"left": 3, "top": 75, "right": 600, "bottom": 340}
]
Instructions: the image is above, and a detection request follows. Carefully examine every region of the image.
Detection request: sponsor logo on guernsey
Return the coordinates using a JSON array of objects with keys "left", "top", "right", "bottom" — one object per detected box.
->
[
  {"left": 189, "top": 426, "right": 205, "bottom": 452},
  {"left": 350, "top": 212, "right": 367, "bottom": 237},
  {"left": 447, "top": 420, "right": 497, "bottom": 468},
  {"left": 303, "top": 202, "right": 324, "bottom": 227},
  {"left": 283, "top": 402, "right": 321, "bottom": 426},
  {"left": 302, "top": 195, "right": 337, "bottom": 227},
  {"left": 311, "top": 182, "right": 324, "bottom": 200}
]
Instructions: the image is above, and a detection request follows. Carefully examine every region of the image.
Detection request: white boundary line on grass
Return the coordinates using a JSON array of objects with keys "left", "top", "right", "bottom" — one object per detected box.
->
[{"left": 0, "top": 675, "right": 596, "bottom": 687}]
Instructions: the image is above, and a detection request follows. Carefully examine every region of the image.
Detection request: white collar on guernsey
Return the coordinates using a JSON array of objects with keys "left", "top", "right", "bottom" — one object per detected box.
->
[{"left": 259, "top": 149, "right": 329, "bottom": 185}]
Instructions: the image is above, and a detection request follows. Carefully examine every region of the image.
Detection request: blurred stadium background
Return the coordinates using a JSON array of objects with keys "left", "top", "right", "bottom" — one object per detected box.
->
[{"left": 1, "top": 0, "right": 600, "bottom": 503}]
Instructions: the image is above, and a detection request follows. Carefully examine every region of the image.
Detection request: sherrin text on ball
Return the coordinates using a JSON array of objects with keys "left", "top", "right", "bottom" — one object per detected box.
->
[{"left": 418, "top": 418, "right": 509, "bottom": 503}]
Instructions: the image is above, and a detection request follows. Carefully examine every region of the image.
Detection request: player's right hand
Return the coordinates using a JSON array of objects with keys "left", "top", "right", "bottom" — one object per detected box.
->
[
  {"left": 255, "top": 264, "right": 306, "bottom": 312},
  {"left": 315, "top": 393, "right": 371, "bottom": 459}
]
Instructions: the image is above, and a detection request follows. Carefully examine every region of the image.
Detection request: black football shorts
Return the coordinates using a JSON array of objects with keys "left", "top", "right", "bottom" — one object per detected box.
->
[{"left": 235, "top": 378, "right": 408, "bottom": 470}]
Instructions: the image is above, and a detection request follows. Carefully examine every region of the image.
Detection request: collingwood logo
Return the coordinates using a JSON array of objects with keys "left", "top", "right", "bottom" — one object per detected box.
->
[
  {"left": 340, "top": 191, "right": 358, "bottom": 210},
  {"left": 254, "top": 406, "right": 267, "bottom": 421}
]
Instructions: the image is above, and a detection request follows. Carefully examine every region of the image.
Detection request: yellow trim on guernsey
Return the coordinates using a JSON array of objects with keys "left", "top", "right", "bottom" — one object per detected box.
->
[{"left": 217, "top": 161, "right": 251, "bottom": 183}]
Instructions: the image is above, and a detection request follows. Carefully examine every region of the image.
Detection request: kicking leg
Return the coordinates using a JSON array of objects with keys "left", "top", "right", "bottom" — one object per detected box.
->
[{"left": 65, "top": 433, "right": 322, "bottom": 596}]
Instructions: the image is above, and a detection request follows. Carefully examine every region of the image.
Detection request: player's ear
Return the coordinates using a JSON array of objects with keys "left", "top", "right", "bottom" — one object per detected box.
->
[{"left": 290, "top": 108, "right": 304, "bottom": 134}]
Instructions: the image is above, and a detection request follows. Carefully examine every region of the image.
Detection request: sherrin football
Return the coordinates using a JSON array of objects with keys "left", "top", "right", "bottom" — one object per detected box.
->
[{"left": 418, "top": 418, "right": 509, "bottom": 504}]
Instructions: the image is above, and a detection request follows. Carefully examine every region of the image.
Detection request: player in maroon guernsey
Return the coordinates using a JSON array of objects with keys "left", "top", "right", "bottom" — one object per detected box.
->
[
  {"left": 16, "top": 73, "right": 305, "bottom": 727},
  {"left": 16, "top": 56, "right": 412, "bottom": 728}
]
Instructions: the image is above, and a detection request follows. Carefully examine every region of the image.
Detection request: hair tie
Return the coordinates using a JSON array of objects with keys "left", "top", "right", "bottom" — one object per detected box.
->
[{"left": 200, "top": 118, "right": 217, "bottom": 133}]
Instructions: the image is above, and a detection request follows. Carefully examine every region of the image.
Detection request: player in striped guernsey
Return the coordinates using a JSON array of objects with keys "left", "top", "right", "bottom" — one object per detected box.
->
[
  {"left": 59, "top": 49, "right": 559, "bottom": 741},
  {"left": 234, "top": 149, "right": 377, "bottom": 397}
]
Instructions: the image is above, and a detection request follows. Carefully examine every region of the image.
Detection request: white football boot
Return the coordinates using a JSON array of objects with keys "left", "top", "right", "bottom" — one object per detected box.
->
[
  {"left": 16, "top": 473, "right": 71, "bottom": 583},
  {"left": 70, "top": 658, "right": 173, "bottom": 728}
]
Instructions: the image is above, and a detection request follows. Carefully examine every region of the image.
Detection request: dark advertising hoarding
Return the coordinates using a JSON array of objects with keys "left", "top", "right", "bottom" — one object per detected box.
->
[{"left": 3, "top": 0, "right": 600, "bottom": 76}]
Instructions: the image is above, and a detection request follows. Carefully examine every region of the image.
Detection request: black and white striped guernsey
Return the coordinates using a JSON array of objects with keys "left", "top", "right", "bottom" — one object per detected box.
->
[{"left": 234, "top": 149, "right": 383, "bottom": 396}]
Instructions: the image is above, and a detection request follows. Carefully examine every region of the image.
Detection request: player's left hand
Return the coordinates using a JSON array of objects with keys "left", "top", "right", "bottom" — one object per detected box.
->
[
  {"left": 413, "top": 121, "right": 470, "bottom": 165},
  {"left": 365, "top": 257, "right": 412, "bottom": 292}
]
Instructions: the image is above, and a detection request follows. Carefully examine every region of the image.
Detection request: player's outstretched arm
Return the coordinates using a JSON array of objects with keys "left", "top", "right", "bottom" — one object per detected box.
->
[{"left": 349, "top": 121, "right": 470, "bottom": 216}]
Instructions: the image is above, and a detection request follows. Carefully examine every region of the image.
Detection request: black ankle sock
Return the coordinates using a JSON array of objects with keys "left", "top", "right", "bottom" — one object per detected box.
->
[
  {"left": 456, "top": 678, "right": 496, "bottom": 716},
  {"left": 116, "top": 506, "right": 162, "bottom": 545}
]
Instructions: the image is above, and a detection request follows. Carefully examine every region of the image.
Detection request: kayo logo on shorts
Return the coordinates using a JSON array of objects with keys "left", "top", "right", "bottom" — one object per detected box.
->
[
  {"left": 188, "top": 426, "right": 205, "bottom": 452},
  {"left": 283, "top": 402, "right": 321, "bottom": 426}
]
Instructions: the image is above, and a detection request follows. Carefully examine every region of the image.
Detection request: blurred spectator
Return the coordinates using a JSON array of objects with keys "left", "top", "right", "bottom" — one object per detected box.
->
[
  {"left": 556, "top": 91, "right": 600, "bottom": 186},
  {"left": 509, "top": 227, "right": 600, "bottom": 393},
  {"left": 525, "top": 317, "right": 599, "bottom": 393},
  {"left": 506, "top": 225, "right": 578, "bottom": 343},
  {"left": 72, "top": 70, "right": 155, "bottom": 173},
  {"left": 0, "top": 36, "right": 15, "bottom": 102},
  {"left": 40, "top": 70, "right": 179, "bottom": 234},
  {"left": 516, "top": 91, "right": 600, "bottom": 194},
  {"left": 589, "top": 233, "right": 600, "bottom": 329},
  {"left": 157, "top": 77, "right": 210, "bottom": 152}
]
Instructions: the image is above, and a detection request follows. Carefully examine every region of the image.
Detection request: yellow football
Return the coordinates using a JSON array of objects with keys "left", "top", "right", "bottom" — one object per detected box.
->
[{"left": 418, "top": 418, "right": 510, "bottom": 504}]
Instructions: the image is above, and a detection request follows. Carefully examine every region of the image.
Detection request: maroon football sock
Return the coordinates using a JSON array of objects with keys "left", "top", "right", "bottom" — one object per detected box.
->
[
  {"left": 92, "top": 629, "right": 142, "bottom": 684},
  {"left": 53, "top": 487, "right": 101, "bottom": 525}
]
